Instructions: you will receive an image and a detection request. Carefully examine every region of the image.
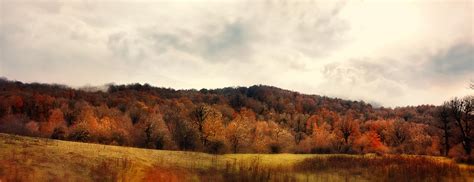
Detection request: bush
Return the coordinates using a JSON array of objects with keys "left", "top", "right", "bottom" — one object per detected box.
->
[
  {"left": 111, "top": 131, "right": 128, "bottom": 146},
  {"left": 310, "top": 147, "right": 332, "bottom": 154},
  {"left": 90, "top": 158, "right": 133, "bottom": 182},
  {"left": 453, "top": 155, "right": 474, "bottom": 164},
  {"left": 269, "top": 143, "right": 281, "bottom": 154},
  {"left": 50, "top": 127, "right": 66, "bottom": 140},
  {"left": 154, "top": 134, "right": 165, "bottom": 149},
  {"left": 206, "top": 140, "right": 227, "bottom": 154},
  {"left": 68, "top": 129, "right": 90, "bottom": 142},
  {"left": 294, "top": 155, "right": 461, "bottom": 182}
]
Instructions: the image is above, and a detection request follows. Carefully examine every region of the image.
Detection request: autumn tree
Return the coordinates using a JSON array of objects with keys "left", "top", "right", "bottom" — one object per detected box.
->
[
  {"left": 363, "top": 119, "right": 391, "bottom": 146},
  {"left": 27, "top": 94, "right": 54, "bottom": 122},
  {"left": 386, "top": 120, "right": 410, "bottom": 153},
  {"left": 308, "top": 121, "right": 336, "bottom": 153},
  {"left": 173, "top": 119, "right": 200, "bottom": 151},
  {"left": 190, "top": 105, "right": 210, "bottom": 146},
  {"left": 40, "top": 108, "right": 66, "bottom": 137},
  {"left": 405, "top": 123, "right": 436, "bottom": 155},
  {"left": 0, "top": 114, "right": 31, "bottom": 136},
  {"left": 0, "top": 79, "right": 467, "bottom": 156},
  {"left": 128, "top": 105, "right": 145, "bottom": 125},
  {"left": 10, "top": 95, "right": 24, "bottom": 114},
  {"left": 252, "top": 121, "right": 271, "bottom": 153},
  {"left": 138, "top": 113, "right": 174, "bottom": 149},
  {"left": 305, "top": 114, "right": 322, "bottom": 135},
  {"left": 334, "top": 112, "right": 360, "bottom": 152},
  {"left": 226, "top": 121, "right": 250, "bottom": 153},
  {"left": 202, "top": 108, "right": 227, "bottom": 153},
  {"left": 250, "top": 120, "right": 296, "bottom": 153},
  {"left": 162, "top": 100, "right": 200, "bottom": 151},
  {"left": 0, "top": 96, "right": 8, "bottom": 118},
  {"left": 300, "top": 97, "right": 317, "bottom": 114},
  {"left": 67, "top": 103, "right": 97, "bottom": 142},
  {"left": 225, "top": 109, "right": 255, "bottom": 153},
  {"left": 288, "top": 114, "right": 308, "bottom": 145},
  {"left": 267, "top": 121, "right": 295, "bottom": 153},
  {"left": 353, "top": 130, "right": 388, "bottom": 155}
]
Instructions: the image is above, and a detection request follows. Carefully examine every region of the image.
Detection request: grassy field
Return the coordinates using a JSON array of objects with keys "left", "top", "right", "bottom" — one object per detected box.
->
[{"left": 0, "top": 133, "right": 473, "bottom": 182}]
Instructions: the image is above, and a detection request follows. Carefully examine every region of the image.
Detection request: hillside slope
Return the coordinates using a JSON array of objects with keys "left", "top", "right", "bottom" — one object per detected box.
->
[
  {"left": 0, "top": 133, "right": 315, "bottom": 181},
  {"left": 0, "top": 79, "right": 447, "bottom": 156},
  {"left": 1, "top": 133, "right": 473, "bottom": 182}
]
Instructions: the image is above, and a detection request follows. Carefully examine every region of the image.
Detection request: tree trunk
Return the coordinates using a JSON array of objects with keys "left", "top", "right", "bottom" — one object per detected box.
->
[{"left": 443, "top": 122, "right": 449, "bottom": 156}]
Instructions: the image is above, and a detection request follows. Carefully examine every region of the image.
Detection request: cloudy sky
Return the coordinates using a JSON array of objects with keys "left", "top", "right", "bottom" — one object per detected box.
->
[{"left": 0, "top": 0, "right": 473, "bottom": 107}]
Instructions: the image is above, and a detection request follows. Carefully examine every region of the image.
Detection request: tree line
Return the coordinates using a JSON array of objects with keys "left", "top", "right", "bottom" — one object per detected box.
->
[{"left": 0, "top": 78, "right": 472, "bottom": 160}]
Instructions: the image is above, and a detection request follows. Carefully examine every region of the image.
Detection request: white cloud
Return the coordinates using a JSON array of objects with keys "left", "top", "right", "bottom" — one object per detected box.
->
[{"left": 0, "top": 0, "right": 472, "bottom": 107}]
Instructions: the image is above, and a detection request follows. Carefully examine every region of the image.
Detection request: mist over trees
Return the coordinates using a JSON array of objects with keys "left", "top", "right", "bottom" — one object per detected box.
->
[{"left": 0, "top": 78, "right": 472, "bottom": 159}]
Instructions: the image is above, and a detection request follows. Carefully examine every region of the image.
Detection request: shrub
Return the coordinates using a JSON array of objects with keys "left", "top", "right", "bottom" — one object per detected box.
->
[
  {"left": 206, "top": 140, "right": 227, "bottom": 154},
  {"left": 90, "top": 158, "right": 133, "bottom": 182},
  {"left": 110, "top": 131, "right": 128, "bottom": 146},
  {"left": 269, "top": 143, "right": 281, "bottom": 154},
  {"left": 50, "top": 127, "right": 66, "bottom": 140},
  {"left": 295, "top": 155, "right": 461, "bottom": 182},
  {"left": 68, "top": 129, "right": 90, "bottom": 142}
]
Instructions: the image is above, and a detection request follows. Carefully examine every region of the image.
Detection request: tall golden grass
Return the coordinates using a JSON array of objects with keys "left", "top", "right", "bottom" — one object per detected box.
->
[
  {"left": 295, "top": 155, "right": 464, "bottom": 182},
  {"left": 1, "top": 133, "right": 473, "bottom": 181}
]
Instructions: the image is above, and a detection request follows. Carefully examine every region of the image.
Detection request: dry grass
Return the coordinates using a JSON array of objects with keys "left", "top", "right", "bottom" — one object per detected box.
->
[
  {"left": 0, "top": 133, "right": 473, "bottom": 182},
  {"left": 294, "top": 155, "right": 468, "bottom": 182}
]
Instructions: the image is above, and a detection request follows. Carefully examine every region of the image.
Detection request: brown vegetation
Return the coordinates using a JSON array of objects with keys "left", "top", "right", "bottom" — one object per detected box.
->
[
  {"left": 1, "top": 133, "right": 474, "bottom": 181},
  {"left": 295, "top": 155, "right": 465, "bottom": 181}
]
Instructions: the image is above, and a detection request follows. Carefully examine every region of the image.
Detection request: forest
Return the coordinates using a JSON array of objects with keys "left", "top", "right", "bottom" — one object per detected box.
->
[{"left": 0, "top": 78, "right": 472, "bottom": 161}]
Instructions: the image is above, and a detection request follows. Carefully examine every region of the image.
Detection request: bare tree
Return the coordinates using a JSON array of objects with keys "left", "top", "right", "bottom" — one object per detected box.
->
[
  {"left": 436, "top": 104, "right": 452, "bottom": 156},
  {"left": 448, "top": 97, "right": 473, "bottom": 155}
]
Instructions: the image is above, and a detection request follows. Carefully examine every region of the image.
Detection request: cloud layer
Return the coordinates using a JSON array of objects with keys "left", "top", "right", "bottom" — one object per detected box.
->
[{"left": 1, "top": 0, "right": 473, "bottom": 107}]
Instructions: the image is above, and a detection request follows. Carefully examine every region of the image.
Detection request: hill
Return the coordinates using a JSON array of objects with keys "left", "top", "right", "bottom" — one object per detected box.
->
[{"left": 0, "top": 78, "right": 471, "bottom": 158}]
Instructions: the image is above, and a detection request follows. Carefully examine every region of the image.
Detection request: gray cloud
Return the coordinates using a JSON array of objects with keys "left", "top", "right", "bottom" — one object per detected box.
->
[
  {"left": 200, "top": 21, "right": 253, "bottom": 62},
  {"left": 319, "top": 42, "right": 474, "bottom": 106},
  {"left": 429, "top": 43, "right": 474, "bottom": 77},
  {"left": 321, "top": 58, "right": 406, "bottom": 99},
  {"left": 110, "top": 0, "right": 349, "bottom": 65},
  {"left": 144, "top": 20, "right": 255, "bottom": 63},
  {"left": 1, "top": 0, "right": 472, "bottom": 107},
  {"left": 324, "top": 42, "right": 474, "bottom": 87},
  {"left": 107, "top": 32, "right": 147, "bottom": 63}
]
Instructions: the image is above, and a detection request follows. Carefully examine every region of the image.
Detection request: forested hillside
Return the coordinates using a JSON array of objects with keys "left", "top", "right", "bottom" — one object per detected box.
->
[{"left": 0, "top": 78, "right": 472, "bottom": 160}]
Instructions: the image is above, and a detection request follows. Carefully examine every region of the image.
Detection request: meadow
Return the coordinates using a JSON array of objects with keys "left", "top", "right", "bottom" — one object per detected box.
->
[{"left": 0, "top": 133, "right": 473, "bottom": 182}]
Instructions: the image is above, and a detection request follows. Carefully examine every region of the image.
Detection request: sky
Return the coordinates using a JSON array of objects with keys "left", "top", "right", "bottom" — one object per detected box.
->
[{"left": 0, "top": 0, "right": 473, "bottom": 107}]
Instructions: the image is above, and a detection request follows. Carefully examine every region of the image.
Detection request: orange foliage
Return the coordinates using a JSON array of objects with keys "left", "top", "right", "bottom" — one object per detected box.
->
[
  {"left": 226, "top": 113, "right": 252, "bottom": 153},
  {"left": 354, "top": 131, "right": 388, "bottom": 154},
  {"left": 0, "top": 80, "right": 463, "bottom": 156},
  {"left": 39, "top": 109, "right": 66, "bottom": 136}
]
